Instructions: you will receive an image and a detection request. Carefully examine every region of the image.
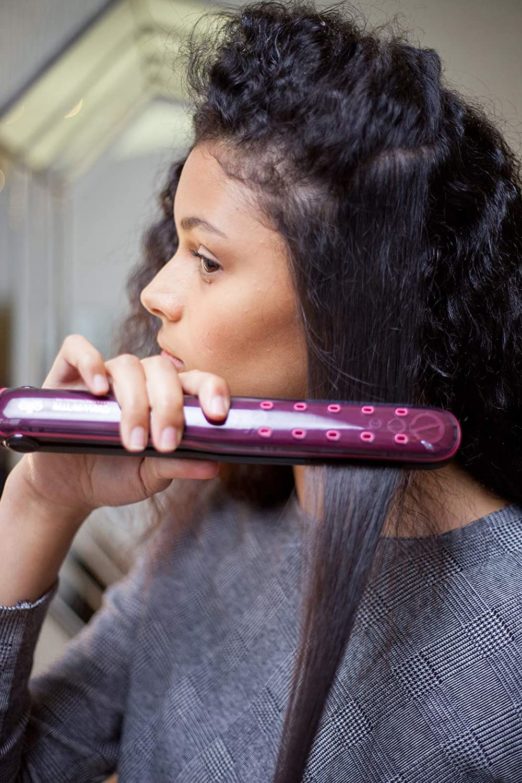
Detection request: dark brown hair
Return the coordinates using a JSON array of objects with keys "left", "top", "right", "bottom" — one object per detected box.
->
[{"left": 112, "top": 2, "right": 522, "bottom": 779}]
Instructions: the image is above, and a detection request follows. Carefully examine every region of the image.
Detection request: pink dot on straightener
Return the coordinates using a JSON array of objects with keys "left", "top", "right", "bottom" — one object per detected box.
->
[{"left": 326, "top": 430, "right": 340, "bottom": 440}]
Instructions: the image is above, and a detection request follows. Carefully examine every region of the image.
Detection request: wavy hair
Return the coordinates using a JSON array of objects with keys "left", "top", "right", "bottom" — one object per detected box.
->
[{"left": 112, "top": 1, "right": 522, "bottom": 779}]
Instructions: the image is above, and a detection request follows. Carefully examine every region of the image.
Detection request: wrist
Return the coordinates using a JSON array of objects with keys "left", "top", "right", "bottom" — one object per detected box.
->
[
  {"left": 4, "top": 463, "right": 93, "bottom": 528},
  {"left": 0, "top": 468, "right": 89, "bottom": 607}
]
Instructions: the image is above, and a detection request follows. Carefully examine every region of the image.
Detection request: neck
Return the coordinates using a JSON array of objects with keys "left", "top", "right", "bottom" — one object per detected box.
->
[{"left": 292, "top": 462, "right": 509, "bottom": 538}]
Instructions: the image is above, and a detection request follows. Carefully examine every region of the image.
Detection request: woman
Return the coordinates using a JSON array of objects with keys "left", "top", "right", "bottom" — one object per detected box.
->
[{"left": 1, "top": 1, "right": 520, "bottom": 780}]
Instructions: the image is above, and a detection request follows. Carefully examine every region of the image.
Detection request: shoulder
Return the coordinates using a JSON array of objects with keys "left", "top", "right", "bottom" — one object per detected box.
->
[
  {"left": 360, "top": 503, "right": 522, "bottom": 651},
  {"left": 341, "top": 504, "right": 522, "bottom": 778},
  {"left": 304, "top": 505, "right": 522, "bottom": 781}
]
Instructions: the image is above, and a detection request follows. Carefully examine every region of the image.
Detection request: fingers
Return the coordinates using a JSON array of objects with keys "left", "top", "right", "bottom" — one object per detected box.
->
[
  {"left": 44, "top": 336, "right": 232, "bottom": 461},
  {"left": 177, "top": 369, "right": 231, "bottom": 421},
  {"left": 143, "top": 457, "right": 220, "bottom": 485},
  {"left": 107, "top": 354, "right": 199, "bottom": 453},
  {"left": 105, "top": 354, "right": 228, "bottom": 453},
  {"left": 142, "top": 355, "right": 185, "bottom": 452},
  {"left": 43, "top": 334, "right": 109, "bottom": 393},
  {"left": 106, "top": 355, "right": 231, "bottom": 455}
]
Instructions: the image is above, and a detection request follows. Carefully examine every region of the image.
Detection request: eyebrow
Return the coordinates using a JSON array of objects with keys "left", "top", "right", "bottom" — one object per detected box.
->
[{"left": 179, "top": 216, "right": 228, "bottom": 239}]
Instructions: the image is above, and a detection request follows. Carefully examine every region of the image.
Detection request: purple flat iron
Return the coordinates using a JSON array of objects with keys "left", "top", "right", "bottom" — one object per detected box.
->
[{"left": 0, "top": 386, "right": 461, "bottom": 468}]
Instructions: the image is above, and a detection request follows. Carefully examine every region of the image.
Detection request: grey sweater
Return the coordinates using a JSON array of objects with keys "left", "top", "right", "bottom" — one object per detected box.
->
[{"left": 1, "top": 489, "right": 521, "bottom": 782}]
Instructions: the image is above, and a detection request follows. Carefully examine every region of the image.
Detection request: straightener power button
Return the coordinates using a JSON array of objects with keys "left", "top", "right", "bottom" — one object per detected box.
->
[{"left": 3, "top": 434, "right": 40, "bottom": 453}]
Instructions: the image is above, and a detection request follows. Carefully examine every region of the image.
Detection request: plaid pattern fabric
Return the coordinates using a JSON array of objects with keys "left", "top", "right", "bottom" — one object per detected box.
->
[{"left": 1, "top": 494, "right": 521, "bottom": 782}]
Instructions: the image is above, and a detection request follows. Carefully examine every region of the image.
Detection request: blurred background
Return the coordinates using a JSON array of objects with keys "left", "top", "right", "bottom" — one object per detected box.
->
[{"left": 0, "top": 0, "right": 520, "bottom": 772}]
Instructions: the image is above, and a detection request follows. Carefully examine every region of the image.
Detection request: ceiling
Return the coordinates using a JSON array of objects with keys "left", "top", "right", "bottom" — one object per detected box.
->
[
  {"left": 0, "top": 0, "right": 222, "bottom": 183},
  {"left": 1, "top": 0, "right": 520, "bottom": 187}
]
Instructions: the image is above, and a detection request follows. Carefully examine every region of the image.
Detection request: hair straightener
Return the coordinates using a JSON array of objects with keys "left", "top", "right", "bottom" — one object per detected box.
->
[{"left": 0, "top": 386, "right": 461, "bottom": 468}]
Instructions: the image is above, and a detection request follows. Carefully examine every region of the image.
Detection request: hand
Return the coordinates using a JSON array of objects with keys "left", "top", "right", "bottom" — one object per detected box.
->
[{"left": 10, "top": 334, "right": 230, "bottom": 517}]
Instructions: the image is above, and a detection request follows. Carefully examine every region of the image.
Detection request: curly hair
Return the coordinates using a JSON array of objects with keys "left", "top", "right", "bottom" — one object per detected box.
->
[{"left": 113, "top": 1, "right": 522, "bottom": 779}]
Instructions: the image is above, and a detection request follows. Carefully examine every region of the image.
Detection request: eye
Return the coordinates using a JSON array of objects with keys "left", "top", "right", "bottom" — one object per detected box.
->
[{"left": 191, "top": 249, "right": 222, "bottom": 278}]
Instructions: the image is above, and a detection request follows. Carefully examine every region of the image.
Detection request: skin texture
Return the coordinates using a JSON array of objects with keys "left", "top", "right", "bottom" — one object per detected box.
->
[
  {"left": 141, "top": 141, "right": 509, "bottom": 536},
  {"left": 140, "top": 143, "right": 307, "bottom": 399}
]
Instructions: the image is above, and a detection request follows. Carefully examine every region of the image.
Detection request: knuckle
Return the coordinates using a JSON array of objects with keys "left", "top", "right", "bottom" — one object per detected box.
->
[
  {"left": 103, "top": 356, "right": 117, "bottom": 370},
  {"left": 141, "top": 355, "right": 163, "bottom": 367},
  {"left": 208, "top": 376, "right": 230, "bottom": 398},
  {"left": 62, "top": 333, "right": 81, "bottom": 348},
  {"left": 183, "top": 369, "right": 203, "bottom": 381},
  {"left": 217, "top": 379, "right": 231, "bottom": 397},
  {"left": 106, "top": 353, "right": 140, "bottom": 372},
  {"left": 79, "top": 353, "right": 102, "bottom": 371},
  {"left": 61, "top": 335, "right": 105, "bottom": 371},
  {"left": 147, "top": 354, "right": 175, "bottom": 372},
  {"left": 117, "top": 352, "right": 140, "bottom": 367}
]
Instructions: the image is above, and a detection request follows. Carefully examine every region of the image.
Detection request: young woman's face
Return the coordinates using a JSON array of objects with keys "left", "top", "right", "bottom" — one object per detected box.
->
[{"left": 140, "top": 141, "right": 308, "bottom": 400}]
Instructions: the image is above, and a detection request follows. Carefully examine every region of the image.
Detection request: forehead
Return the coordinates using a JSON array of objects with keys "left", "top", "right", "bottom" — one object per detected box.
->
[
  {"left": 174, "top": 143, "right": 282, "bottom": 243},
  {"left": 175, "top": 144, "right": 250, "bottom": 220}
]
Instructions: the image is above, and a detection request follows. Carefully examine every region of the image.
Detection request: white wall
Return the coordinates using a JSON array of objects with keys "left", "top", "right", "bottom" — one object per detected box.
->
[
  {"left": 67, "top": 114, "right": 188, "bottom": 359},
  {"left": 360, "top": 0, "right": 522, "bottom": 153}
]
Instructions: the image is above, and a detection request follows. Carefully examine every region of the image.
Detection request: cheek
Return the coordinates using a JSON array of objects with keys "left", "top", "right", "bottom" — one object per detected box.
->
[
  {"left": 196, "top": 294, "right": 267, "bottom": 358},
  {"left": 192, "top": 281, "right": 307, "bottom": 396}
]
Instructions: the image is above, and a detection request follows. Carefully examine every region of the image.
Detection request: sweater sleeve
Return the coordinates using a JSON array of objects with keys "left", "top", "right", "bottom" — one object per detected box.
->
[{"left": 0, "top": 541, "right": 152, "bottom": 783}]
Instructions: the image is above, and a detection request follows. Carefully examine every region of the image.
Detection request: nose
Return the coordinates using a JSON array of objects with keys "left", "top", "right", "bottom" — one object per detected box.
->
[{"left": 140, "top": 258, "right": 184, "bottom": 322}]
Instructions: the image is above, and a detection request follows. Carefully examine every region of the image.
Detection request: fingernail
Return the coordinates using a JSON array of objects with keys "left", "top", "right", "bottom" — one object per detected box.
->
[
  {"left": 129, "top": 426, "right": 146, "bottom": 450},
  {"left": 209, "top": 396, "right": 227, "bottom": 416},
  {"left": 160, "top": 426, "right": 177, "bottom": 451},
  {"left": 93, "top": 374, "right": 108, "bottom": 393}
]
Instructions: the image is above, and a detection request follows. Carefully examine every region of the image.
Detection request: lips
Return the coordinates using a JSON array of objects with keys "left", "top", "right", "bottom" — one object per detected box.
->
[{"left": 160, "top": 350, "right": 184, "bottom": 369}]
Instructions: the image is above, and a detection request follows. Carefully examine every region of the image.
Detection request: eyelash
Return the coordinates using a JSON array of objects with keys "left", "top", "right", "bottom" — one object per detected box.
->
[{"left": 190, "top": 250, "right": 222, "bottom": 278}]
